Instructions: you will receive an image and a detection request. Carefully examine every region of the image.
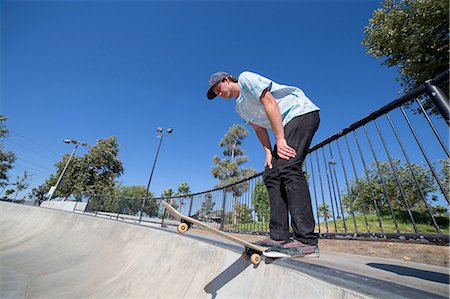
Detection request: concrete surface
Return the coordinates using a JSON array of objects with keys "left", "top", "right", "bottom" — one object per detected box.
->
[
  {"left": 0, "top": 201, "right": 448, "bottom": 298},
  {"left": 40, "top": 200, "right": 87, "bottom": 212}
]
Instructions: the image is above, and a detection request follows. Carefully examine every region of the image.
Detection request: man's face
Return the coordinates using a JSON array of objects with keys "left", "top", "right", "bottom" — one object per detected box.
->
[{"left": 212, "top": 77, "right": 233, "bottom": 99}]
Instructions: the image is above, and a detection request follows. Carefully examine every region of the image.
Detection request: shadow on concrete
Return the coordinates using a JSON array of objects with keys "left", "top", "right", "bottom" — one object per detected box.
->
[
  {"left": 367, "top": 263, "right": 450, "bottom": 284},
  {"left": 204, "top": 255, "right": 253, "bottom": 298}
]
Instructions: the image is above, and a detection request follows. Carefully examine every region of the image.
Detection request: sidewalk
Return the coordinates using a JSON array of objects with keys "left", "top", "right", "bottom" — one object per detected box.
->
[{"left": 179, "top": 226, "right": 449, "bottom": 298}]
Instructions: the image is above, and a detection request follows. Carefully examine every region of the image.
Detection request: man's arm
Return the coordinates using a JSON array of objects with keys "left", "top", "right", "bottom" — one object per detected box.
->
[
  {"left": 259, "top": 89, "right": 296, "bottom": 160},
  {"left": 249, "top": 122, "right": 273, "bottom": 169}
]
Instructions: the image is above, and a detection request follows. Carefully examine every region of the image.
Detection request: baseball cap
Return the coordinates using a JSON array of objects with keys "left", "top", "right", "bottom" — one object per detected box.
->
[{"left": 207, "top": 71, "right": 237, "bottom": 100}]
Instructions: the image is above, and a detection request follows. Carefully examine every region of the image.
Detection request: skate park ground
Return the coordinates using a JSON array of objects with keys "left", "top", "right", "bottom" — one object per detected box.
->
[{"left": 0, "top": 201, "right": 448, "bottom": 298}]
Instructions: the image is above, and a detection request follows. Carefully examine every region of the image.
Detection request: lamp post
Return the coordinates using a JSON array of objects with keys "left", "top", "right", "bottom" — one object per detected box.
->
[
  {"left": 139, "top": 127, "right": 173, "bottom": 223},
  {"left": 47, "top": 139, "right": 88, "bottom": 201}
]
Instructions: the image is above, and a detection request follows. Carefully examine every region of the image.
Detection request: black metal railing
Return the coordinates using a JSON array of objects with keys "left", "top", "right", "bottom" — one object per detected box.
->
[{"left": 52, "top": 71, "right": 450, "bottom": 245}]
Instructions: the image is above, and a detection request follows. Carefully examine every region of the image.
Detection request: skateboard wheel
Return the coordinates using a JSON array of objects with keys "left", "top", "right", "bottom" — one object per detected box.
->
[
  {"left": 177, "top": 223, "right": 189, "bottom": 233},
  {"left": 250, "top": 253, "right": 261, "bottom": 265}
]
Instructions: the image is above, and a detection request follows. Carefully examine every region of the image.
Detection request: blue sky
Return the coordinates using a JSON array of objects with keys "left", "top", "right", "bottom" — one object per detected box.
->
[{"left": 3, "top": 0, "right": 444, "bottom": 200}]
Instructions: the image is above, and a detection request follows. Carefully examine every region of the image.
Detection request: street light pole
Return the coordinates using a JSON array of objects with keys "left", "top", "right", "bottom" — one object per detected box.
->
[
  {"left": 47, "top": 139, "right": 88, "bottom": 201},
  {"left": 139, "top": 127, "right": 173, "bottom": 223}
]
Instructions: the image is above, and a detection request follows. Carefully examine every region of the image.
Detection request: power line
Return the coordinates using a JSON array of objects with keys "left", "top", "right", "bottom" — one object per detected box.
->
[
  {"left": 9, "top": 173, "right": 48, "bottom": 184},
  {"left": 8, "top": 179, "right": 47, "bottom": 193},
  {"left": 8, "top": 178, "right": 46, "bottom": 189},
  {"left": 5, "top": 172, "right": 44, "bottom": 188},
  {"left": 2, "top": 179, "right": 41, "bottom": 189},
  {"left": 5, "top": 139, "right": 58, "bottom": 163},
  {"left": 13, "top": 163, "right": 53, "bottom": 176},
  {"left": 9, "top": 172, "right": 47, "bottom": 181},
  {"left": 16, "top": 158, "right": 54, "bottom": 172},
  {"left": 10, "top": 130, "right": 64, "bottom": 158}
]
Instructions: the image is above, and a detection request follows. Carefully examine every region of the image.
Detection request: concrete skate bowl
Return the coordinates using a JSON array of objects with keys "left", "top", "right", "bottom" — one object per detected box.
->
[{"left": 0, "top": 201, "right": 436, "bottom": 298}]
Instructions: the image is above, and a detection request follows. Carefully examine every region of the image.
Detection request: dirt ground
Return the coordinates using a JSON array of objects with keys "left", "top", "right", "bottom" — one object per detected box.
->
[
  {"left": 317, "top": 239, "right": 449, "bottom": 267},
  {"left": 189, "top": 228, "right": 449, "bottom": 267}
]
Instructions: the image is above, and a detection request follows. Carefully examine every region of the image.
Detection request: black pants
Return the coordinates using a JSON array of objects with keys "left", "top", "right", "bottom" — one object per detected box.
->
[{"left": 263, "top": 111, "right": 320, "bottom": 245}]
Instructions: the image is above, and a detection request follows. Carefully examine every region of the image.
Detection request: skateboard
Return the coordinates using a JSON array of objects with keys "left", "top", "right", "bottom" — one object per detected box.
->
[{"left": 161, "top": 200, "right": 265, "bottom": 265}]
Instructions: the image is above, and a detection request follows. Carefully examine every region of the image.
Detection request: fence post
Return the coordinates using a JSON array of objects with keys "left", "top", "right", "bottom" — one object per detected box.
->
[
  {"left": 188, "top": 196, "right": 193, "bottom": 217},
  {"left": 423, "top": 79, "right": 449, "bottom": 125},
  {"left": 220, "top": 188, "right": 227, "bottom": 231},
  {"left": 160, "top": 199, "right": 168, "bottom": 228}
]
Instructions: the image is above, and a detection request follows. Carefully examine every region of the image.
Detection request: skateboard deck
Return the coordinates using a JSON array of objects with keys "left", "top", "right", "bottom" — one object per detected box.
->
[{"left": 161, "top": 200, "right": 265, "bottom": 265}]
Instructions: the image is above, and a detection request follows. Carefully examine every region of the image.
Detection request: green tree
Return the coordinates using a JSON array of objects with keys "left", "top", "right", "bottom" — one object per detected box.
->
[
  {"left": 342, "top": 160, "right": 437, "bottom": 214},
  {"left": 42, "top": 136, "right": 124, "bottom": 203},
  {"left": 362, "top": 0, "right": 449, "bottom": 115},
  {"left": 211, "top": 124, "right": 257, "bottom": 187},
  {"left": 3, "top": 189, "right": 15, "bottom": 198},
  {"left": 176, "top": 182, "right": 191, "bottom": 211},
  {"left": 83, "top": 137, "right": 124, "bottom": 196},
  {"left": 44, "top": 155, "right": 84, "bottom": 200},
  {"left": 198, "top": 193, "right": 215, "bottom": 221},
  {"left": 177, "top": 182, "right": 190, "bottom": 196},
  {"left": 114, "top": 185, "right": 156, "bottom": 216},
  {"left": 432, "top": 205, "right": 448, "bottom": 217},
  {"left": 251, "top": 180, "right": 270, "bottom": 223},
  {"left": 162, "top": 188, "right": 179, "bottom": 210},
  {"left": 117, "top": 185, "right": 147, "bottom": 198},
  {"left": 318, "top": 203, "right": 331, "bottom": 220},
  {"left": 234, "top": 203, "right": 253, "bottom": 224},
  {"left": 439, "top": 159, "right": 449, "bottom": 198},
  {"left": 29, "top": 185, "right": 47, "bottom": 205},
  {"left": 0, "top": 115, "right": 16, "bottom": 189},
  {"left": 10, "top": 171, "right": 31, "bottom": 201},
  {"left": 211, "top": 124, "right": 257, "bottom": 224},
  {"left": 162, "top": 188, "right": 175, "bottom": 199},
  {"left": 223, "top": 203, "right": 253, "bottom": 227}
]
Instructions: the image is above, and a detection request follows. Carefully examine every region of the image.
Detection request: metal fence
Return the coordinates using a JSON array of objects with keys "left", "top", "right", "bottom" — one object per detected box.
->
[{"left": 59, "top": 71, "right": 450, "bottom": 245}]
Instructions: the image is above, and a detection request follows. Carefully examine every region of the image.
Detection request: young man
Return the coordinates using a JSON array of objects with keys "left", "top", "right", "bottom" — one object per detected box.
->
[{"left": 207, "top": 71, "right": 320, "bottom": 258}]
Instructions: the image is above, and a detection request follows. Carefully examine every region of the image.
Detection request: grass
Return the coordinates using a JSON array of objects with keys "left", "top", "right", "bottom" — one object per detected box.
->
[
  {"left": 227, "top": 212, "right": 449, "bottom": 234},
  {"left": 317, "top": 212, "right": 449, "bottom": 234}
]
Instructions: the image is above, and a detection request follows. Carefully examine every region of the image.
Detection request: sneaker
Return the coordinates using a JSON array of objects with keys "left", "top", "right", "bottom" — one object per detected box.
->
[
  {"left": 263, "top": 239, "right": 320, "bottom": 258},
  {"left": 253, "top": 237, "right": 286, "bottom": 248}
]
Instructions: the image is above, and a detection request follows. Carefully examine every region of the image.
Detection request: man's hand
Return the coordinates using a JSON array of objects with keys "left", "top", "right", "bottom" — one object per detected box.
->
[
  {"left": 264, "top": 150, "right": 273, "bottom": 169},
  {"left": 250, "top": 122, "right": 275, "bottom": 169},
  {"left": 276, "top": 138, "right": 296, "bottom": 160}
]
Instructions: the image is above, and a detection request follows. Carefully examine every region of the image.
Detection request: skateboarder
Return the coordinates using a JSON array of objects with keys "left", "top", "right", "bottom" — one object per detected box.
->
[{"left": 206, "top": 71, "right": 320, "bottom": 258}]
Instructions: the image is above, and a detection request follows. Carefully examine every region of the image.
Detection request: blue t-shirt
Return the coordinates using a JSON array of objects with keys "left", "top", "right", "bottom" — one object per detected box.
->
[{"left": 235, "top": 71, "right": 320, "bottom": 130}]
